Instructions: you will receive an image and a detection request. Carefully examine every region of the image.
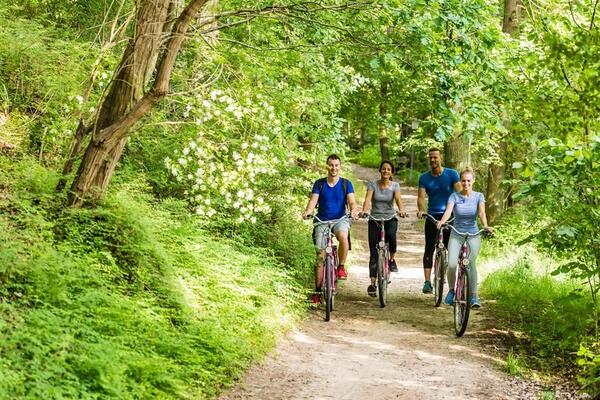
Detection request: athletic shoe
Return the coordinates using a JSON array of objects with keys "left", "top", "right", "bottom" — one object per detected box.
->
[
  {"left": 311, "top": 293, "right": 321, "bottom": 304},
  {"left": 444, "top": 290, "right": 455, "bottom": 305},
  {"left": 422, "top": 281, "right": 433, "bottom": 293},
  {"left": 336, "top": 266, "right": 348, "bottom": 280},
  {"left": 389, "top": 259, "right": 398, "bottom": 272},
  {"left": 471, "top": 296, "right": 481, "bottom": 309},
  {"left": 367, "top": 284, "right": 377, "bottom": 297}
]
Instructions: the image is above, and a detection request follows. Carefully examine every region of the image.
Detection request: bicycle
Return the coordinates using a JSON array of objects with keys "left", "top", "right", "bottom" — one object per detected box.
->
[
  {"left": 424, "top": 214, "right": 454, "bottom": 307},
  {"left": 445, "top": 224, "right": 491, "bottom": 337},
  {"left": 309, "top": 214, "right": 350, "bottom": 321},
  {"left": 361, "top": 212, "right": 400, "bottom": 308}
]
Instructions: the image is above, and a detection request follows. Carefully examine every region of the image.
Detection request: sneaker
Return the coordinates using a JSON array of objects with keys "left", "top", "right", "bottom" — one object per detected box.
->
[
  {"left": 422, "top": 281, "right": 433, "bottom": 293},
  {"left": 389, "top": 259, "right": 398, "bottom": 272},
  {"left": 336, "top": 266, "right": 348, "bottom": 280},
  {"left": 311, "top": 293, "right": 321, "bottom": 304},
  {"left": 367, "top": 284, "right": 377, "bottom": 297},
  {"left": 471, "top": 296, "right": 481, "bottom": 309},
  {"left": 444, "top": 290, "right": 454, "bottom": 305}
]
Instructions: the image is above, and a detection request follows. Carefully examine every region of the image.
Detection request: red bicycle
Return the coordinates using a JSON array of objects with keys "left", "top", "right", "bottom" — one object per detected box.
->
[
  {"left": 362, "top": 212, "right": 399, "bottom": 307},
  {"left": 425, "top": 214, "right": 454, "bottom": 307},
  {"left": 446, "top": 224, "right": 491, "bottom": 336},
  {"left": 310, "top": 214, "right": 350, "bottom": 321}
]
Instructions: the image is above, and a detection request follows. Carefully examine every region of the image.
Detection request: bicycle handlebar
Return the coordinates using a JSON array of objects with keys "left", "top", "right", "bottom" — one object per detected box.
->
[
  {"left": 360, "top": 212, "right": 401, "bottom": 222},
  {"left": 446, "top": 224, "right": 492, "bottom": 237},
  {"left": 307, "top": 213, "right": 351, "bottom": 227},
  {"left": 423, "top": 213, "right": 454, "bottom": 225}
]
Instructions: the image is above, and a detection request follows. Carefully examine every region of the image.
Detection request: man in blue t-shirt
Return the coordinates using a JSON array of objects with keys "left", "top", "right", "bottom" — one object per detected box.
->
[
  {"left": 302, "top": 154, "right": 359, "bottom": 303},
  {"left": 417, "top": 148, "right": 461, "bottom": 294}
]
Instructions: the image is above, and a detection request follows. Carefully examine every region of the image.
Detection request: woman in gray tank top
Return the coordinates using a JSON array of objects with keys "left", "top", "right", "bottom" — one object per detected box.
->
[{"left": 360, "top": 160, "right": 408, "bottom": 297}]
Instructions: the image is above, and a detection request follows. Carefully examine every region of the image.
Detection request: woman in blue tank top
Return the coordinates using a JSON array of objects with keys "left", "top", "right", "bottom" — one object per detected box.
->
[{"left": 436, "top": 168, "right": 493, "bottom": 308}]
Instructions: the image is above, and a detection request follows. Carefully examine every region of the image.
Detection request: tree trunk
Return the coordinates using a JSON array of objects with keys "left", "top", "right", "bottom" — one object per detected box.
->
[
  {"left": 486, "top": 140, "right": 506, "bottom": 224},
  {"left": 379, "top": 80, "right": 389, "bottom": 161},
  {"left": 486, "top": 0, "right": 519, "bottom": 222},
  {"left": 444, "top": 133, "right": 469, "bottom": 172},
  {"left": 68, "top": 0, "right": 210, "bottom": 206}
]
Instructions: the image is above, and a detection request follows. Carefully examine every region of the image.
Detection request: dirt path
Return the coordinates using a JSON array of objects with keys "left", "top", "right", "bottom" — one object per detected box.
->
[{"left": 220, "top": 165, "right": 544, "bottom": 400}]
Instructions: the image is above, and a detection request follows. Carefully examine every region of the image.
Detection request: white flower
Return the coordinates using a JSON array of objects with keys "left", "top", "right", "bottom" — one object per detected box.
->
[{"left": 241, "top": 142, "right": 249, "bottom": 150}]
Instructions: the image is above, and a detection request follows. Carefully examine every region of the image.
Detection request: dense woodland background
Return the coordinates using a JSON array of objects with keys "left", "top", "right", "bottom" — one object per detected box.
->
[{"left": 0, "top": 0, "right": 598, "bottom": 398}]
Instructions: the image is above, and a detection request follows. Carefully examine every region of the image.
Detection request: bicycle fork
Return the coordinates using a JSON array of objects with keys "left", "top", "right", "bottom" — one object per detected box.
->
[
  {"left": 455, "top": 243, "right": 469, "bottom": 301},
  {"left": 377, "top": 230, "right": 389, "bottom": 278},
  {"left": 322, "top": 244, "right": 338, "bottom": 293}
]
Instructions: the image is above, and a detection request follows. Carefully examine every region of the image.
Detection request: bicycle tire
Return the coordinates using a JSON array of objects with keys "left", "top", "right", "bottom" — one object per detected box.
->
[
  {"left": 433, "top": 250, "right": 447, "bottom": 307},
  {"left": 377, "top": 251, "right": 387, "bottom": 308},
  {"left": 453, "top": 268, "right": 471, "bottom": 336},
  {"left": 324, "top": 257, "right": 333, "bottom": 322}
]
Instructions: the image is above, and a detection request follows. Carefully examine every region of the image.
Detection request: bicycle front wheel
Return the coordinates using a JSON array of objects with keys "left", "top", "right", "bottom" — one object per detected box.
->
[
  {"left": 433, "top": 250, "right": 447, "bottom": 307},
  {"left": 324, "top": 257, "right": 334, "bottom": 322},
  {"left": 377, "top": 251, "right": 387, "bottom": 308},
  {"left": 453, "top": 267, "right": 471, "bottom": 336}
]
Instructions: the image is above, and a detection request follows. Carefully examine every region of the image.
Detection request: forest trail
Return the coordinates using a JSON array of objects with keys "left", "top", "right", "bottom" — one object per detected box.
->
[{"left": 219, "top": 165, "right": 545, "bottom": 400}]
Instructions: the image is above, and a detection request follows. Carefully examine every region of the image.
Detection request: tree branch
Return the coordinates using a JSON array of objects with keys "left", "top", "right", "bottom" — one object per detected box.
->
[
  {"left": 560, "top": 64, "right": 580, "bottom": 95},
  {"left": 591, "top": 0, "right": 600, "bottom": 30}
]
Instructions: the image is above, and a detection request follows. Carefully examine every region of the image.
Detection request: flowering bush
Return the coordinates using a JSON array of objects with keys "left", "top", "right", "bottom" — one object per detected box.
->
[{"left": 165, "top": 89, "right": 288, "bottom": 223}]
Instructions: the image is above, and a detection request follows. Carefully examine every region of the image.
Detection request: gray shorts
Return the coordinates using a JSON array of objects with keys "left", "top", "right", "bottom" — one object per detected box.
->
[{"left": 314, "top": 218, "right": 351, "bottom": 250}]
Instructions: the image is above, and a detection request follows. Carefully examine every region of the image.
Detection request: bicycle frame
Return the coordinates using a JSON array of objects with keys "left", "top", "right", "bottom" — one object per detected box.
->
[
  {"left": 446, "top": 224, "right": 489, "bottom": 336},
  {"left": 364, "top": 213, "right": 397, "bottom": 307},
  {"left": 425, "top": 214, "right": 454, "bottom": 307},
  {"left": 312, "top": 214, "right": 349, "bottom": 321}
]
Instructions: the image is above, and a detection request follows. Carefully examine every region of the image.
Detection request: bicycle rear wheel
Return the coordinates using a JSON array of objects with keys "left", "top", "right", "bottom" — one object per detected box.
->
[
  {"left": 433, "top": 250, "right": 447, "bottom": 307},
  {"left": 324, "top": 257, "right": 334, "bottom": 321},
  {"left": 377, "top": 251, "right": 387, "bottom": 308},
  {"left": 453, "top": 267, "right": 471, "bottom": 336}
]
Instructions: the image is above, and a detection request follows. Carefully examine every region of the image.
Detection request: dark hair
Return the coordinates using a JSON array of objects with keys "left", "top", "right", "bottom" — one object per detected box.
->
[
  {"left": 326, "top": 154, "right": 341, "bottom": 163},
  {"left": 379, "top": 160, "right": 395, "bottom": 174}
]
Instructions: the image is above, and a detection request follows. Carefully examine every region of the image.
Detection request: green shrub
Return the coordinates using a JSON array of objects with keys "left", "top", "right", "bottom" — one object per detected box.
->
[
  {"left": 352, "top": 144, "right": 382, "bottom": 168},
  {"left": 577, "top": 342, "right": 600, "bottom": 398},
  {"left": 481, "top": 262, "right": 595, "bottom": 361},
  {"left": 0, "top": 157, "right": 306, "bottom": 399}
]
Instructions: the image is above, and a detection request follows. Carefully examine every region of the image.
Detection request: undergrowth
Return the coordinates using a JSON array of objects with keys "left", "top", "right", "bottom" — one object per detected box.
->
[
  {"left": 479, "top": 207, "right": 599, "bottom": 397},
  {"left": 0, "top": 156, "right": 311, "bottom": 399}
]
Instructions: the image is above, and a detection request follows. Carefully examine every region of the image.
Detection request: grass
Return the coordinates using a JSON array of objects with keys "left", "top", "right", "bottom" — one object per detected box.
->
[
  {"left": 0, "top": 156, "right": 312, "bottom": 399},
  {"left": 478, "top": 208, "right": 599, "bottom": 397},
  {"left": 506, "top": 348, "right": 528, "bottom": 376}
]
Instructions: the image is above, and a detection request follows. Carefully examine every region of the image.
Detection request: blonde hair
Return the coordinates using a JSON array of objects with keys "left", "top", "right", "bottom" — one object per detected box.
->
[{"left": 460, "top": 167, "right": 475, "bottom": 179}]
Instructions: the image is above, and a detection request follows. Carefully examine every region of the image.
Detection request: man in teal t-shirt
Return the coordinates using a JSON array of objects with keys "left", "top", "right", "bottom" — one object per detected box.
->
[{"left": 417, "top": 148, "right": 461, "bottom": 294}]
